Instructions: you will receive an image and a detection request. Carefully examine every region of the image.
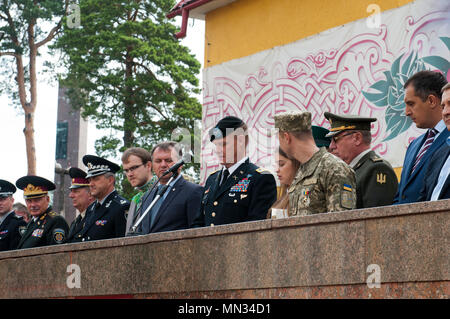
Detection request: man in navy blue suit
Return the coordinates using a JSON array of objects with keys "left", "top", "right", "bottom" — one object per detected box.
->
[
  {"left": 418, "top": 83, "right": 450, "bottom": 201},
  {"left": 394, "top": 71, "right": 449, "bottom": 204},
  {"left": 136, "top": 142, "right": 203, "bottom": 234}
]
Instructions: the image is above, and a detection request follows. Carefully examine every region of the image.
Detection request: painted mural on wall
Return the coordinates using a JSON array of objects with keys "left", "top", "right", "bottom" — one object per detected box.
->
[{"left": 200, "top": 0, "right": 450, "bottom": 184}]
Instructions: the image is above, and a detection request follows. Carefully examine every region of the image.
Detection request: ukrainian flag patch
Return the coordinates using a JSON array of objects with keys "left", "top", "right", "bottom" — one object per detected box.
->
[{"left": 343, "top": 184, "right": 352, "bottom": 191}]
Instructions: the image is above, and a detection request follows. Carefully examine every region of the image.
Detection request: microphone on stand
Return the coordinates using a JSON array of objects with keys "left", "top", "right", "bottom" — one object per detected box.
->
[{"left": 162, "top": 152, "right": 192, "bottom": 177}]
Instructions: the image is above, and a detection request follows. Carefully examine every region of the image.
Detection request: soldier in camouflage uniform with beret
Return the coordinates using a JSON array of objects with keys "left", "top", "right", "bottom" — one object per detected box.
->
[
  {"left": 274, "top": 111, "right": 356, "bottom": 216},
  {"left": 325, "top": 112, "right": 398, "bottom": 208}
]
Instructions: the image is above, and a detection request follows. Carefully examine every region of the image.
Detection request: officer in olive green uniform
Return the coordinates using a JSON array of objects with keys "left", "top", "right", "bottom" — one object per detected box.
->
[
  {"left": 16, "top": 176, "right": 69, "bottom": 249},
  {"left": 274, "top": 112, "right": 357, "bottom": 216},
  {"left": 324, "top": 112, "right": 398, "bottom": 208}
]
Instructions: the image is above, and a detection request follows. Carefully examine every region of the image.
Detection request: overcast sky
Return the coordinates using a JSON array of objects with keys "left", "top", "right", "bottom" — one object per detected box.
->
[{"left": 1, "top": 17, "right": 205, "bottom": 202}]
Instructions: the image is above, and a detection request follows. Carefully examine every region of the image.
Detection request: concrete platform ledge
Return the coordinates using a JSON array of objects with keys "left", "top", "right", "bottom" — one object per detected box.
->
[{"left": 0, "top": 200, "right": 448, "bottom": 298}]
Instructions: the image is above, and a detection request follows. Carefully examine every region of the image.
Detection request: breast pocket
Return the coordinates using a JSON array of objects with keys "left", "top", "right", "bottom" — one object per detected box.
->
[{"left": 289, "top": 178, "right": 321, "bottom": 215}]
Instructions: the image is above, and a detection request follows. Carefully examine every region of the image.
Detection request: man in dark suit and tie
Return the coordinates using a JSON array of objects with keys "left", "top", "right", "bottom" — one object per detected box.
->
[
  {"left": 418, "top": 82, "right": 450, "bottom": 201},
  {"left": 135, "top": 142, "right": 203, "bottom": 234},
  {"left": 191, "top": 116, "right": 277, "bottom": 227},
  {"left": 394, "top": 71, "right": 449, "bottom": 204}
]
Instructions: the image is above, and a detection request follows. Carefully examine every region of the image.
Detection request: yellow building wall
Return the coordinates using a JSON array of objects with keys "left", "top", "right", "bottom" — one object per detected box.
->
[{"left": 205, "top": 0, "right": 414, "bottom": 68}]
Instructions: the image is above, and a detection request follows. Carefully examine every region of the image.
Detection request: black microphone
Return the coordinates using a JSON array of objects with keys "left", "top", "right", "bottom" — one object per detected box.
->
[{"left": 162, "top": 159, "right": 184, "bottom": 176}]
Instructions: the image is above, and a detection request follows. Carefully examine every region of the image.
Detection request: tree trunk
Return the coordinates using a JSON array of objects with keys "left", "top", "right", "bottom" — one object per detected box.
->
[
  {"left": 23, "top": 108, "right": 37, "bottom": 175},
  {"left": 16, "top": 52, "right": 37, "bottom": 176},
  {"left": 121, "top": 48, "right": 137, "bottom": 199}
]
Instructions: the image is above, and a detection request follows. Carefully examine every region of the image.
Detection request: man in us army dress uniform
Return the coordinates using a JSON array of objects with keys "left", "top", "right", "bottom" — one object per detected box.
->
[
  {"left": 325, "top": 112, "right": 398, "bottom": 208},
  {"left": 0, "top": 179, "right": 27, "bottom": 251},
  {"left": 16, "top": 176, "right": 69, "bottom": 249},
  {"left": 67, "top": 167, "right": 94, "bottom": 242},
  {"left": 71, "top": 155, "right": 130, "bottom": 242},
  {"left": 191, "top": 116, "right": 277, "bottom": 227},
  {"left": 274, "top": 111, "right": 357, "bottom": 216}
]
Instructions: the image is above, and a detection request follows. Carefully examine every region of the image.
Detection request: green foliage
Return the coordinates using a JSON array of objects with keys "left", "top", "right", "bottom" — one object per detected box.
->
[
  {"left": 52, "top": 0, "right": 202, "bottom": 187},
  {"left": 0, "top": 0, "right": 67, "bottom": 106}
]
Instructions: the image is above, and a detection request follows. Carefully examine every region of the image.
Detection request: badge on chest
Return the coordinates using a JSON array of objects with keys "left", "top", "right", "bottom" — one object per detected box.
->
[
  {"left": 32, "top": 228, "right": 44, "bottom": 238},
  {"left": 229, "top": 175, "right": 251, "bottom": 193},
  {"left": 95, "top": 220, "right": 107, "bottom": 226}
]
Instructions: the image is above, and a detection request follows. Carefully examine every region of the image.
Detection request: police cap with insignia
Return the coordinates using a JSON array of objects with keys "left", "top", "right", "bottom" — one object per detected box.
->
[
  {"left": 0, "top": 179, "right": 16, "bottom": 198},
  {"left": 209, "top": 116, "right": 246, "bottom": 142},
  {"left": 15, "top": 176, "right": 56, "bottom": 199},
  {"left": 83, "top": 155, "right": 121, "bottom": 178},
  {"left": 312, "top": 125, "right": 331, "bottom": 148},
  {"left": 324, "top": 112, "right": 376, "bottom": 138},
  {"left": 68, "top": 167, "right": 90, "bottom": 189}
]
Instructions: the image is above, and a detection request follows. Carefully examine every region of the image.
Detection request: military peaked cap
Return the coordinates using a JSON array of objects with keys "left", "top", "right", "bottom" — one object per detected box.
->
[
  {"left": 16, "top": 176, "right": 56, "bottom": 199},
  {"left": 0, "top": 179, "right": 16, "bottom": 198},
  {"left": 83, "top": 155, "right": 120, "bottom": 178},
  {"left": 68, "top": 167, "right": 90, "bottom": 189},
  {"left": 324, "top": 112, "right": 377, "bottom": 138}
]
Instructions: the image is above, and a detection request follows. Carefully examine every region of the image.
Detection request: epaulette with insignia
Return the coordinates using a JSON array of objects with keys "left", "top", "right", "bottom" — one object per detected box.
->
[
  {"left": 48, "top": 211, "right": 58, "bottom": 217},
  {"left": 114, "top": 195, "right": 130, "bottom": 208},
  {"left": 255, "top": 167, "right": 268, "bottom": 174},
  {"left": 209, "top": 169, "right": 220, "bottom": 176},
  {"left": 370, "top": 155, "right": 383, "bottom": 162}
]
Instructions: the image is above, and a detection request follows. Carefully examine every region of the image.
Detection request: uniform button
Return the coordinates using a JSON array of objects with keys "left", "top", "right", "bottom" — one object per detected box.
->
[
  {"left": 210, "top": 223, "right": 214, "bottom": 227},
  {"left": 213, "top": 201, "right": 218, "bottom": 206},
  {"left": 212, "top": 212, "right": 216, "bottom": 217},
  {"left": 234, "top": 200, "right": 237, "bottom": 203}
]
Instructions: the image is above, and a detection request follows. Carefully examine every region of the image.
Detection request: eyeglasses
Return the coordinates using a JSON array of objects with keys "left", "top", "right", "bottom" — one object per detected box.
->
[
  {"left": 332, "top": 131, "right": 356, "bottom": 143},
  {"left": 123, "top": 163, "right": 145, "bottom": 174}
]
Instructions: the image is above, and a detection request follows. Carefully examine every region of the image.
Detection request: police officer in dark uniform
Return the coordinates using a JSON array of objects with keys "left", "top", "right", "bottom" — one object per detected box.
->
[
  {"left": 325, "top": 112, "right": 398, "bottom": 208},
  {"left": 191, "top": 116, "right": 277, "bottom": 227},
  {"left": 16, "top": 176, "right": 69, "bottom": 249},
  {"left": 0, "top": 179, "right": 27, "bottom": 251},
  {"left": 67, "top": 167, "right": 94, "bottom": 242},
  {"left": 71, "top": 155, "right": 129, "bottom": 242}
]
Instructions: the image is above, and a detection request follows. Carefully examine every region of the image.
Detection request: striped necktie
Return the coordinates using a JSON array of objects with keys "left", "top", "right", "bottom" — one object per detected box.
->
[{"left": 411, "top": 129, "right": 438, "bottom": 174}]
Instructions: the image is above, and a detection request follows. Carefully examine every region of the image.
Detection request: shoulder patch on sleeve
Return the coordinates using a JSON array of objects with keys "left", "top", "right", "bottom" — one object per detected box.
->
[
  {"left": 341, "top": 184, "right": 355, "bottom": 209},
  {"left": 53, "top": 228, "right": 66, "bottom": 244}
]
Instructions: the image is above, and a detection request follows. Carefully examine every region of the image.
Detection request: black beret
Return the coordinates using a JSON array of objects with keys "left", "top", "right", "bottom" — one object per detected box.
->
[{"left": 209, "top": 116, "right": 245, "bottom": 142}]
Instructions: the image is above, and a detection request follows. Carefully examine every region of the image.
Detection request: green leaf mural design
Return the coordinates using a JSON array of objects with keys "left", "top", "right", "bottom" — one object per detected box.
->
[{"left": 363, "top": 37, "right": 450, "bottom": 142}]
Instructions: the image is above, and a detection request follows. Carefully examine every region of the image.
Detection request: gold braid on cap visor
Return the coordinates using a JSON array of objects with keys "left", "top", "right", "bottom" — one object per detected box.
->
[{"left": 23, "top": 184, "right": 47, "bottom": 198}]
